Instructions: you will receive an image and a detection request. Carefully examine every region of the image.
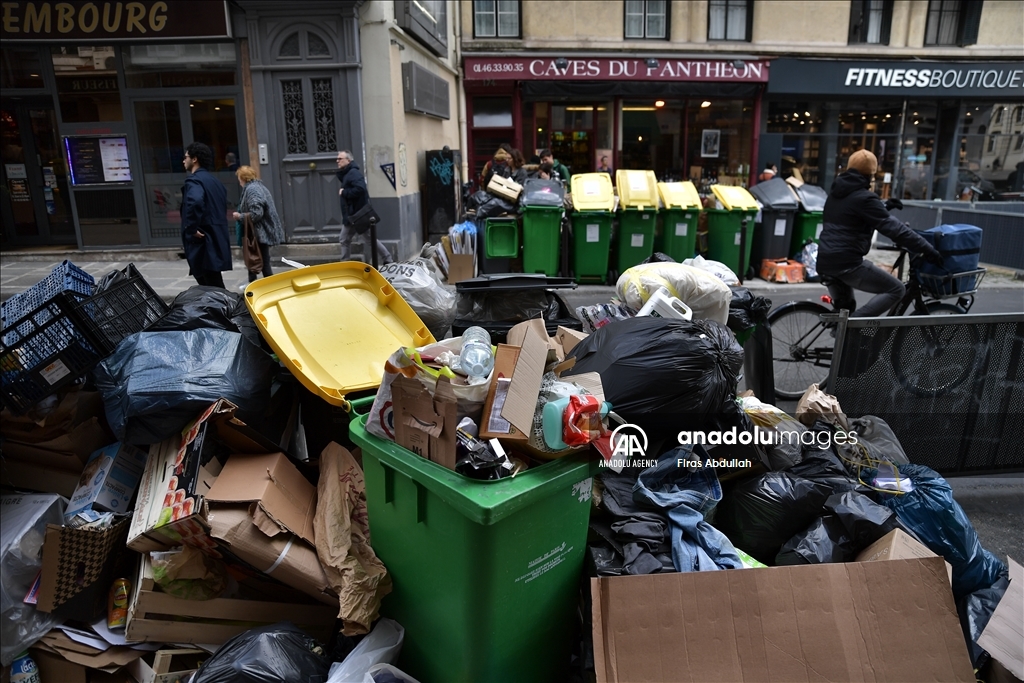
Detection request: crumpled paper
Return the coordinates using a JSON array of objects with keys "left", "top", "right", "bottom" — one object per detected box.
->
[{"left": 314, "top": 443, "right": 392, "bottom": 635}]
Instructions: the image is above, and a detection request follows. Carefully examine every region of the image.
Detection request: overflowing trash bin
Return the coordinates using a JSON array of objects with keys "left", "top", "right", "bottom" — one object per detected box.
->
[
  {"left": 520, "top": 179, "right": 565, "bottom": 276},
  {"left": 791, "top": 183, "right": 828, "bottom": 257},
  {"left": 614, "top": 170, "right": 659, "bottom": 275},
  {"left": 705, "top": 185, "right": 759, "bottom": 280},
  {"left": 569, "top": 173, "right": 615, "bottom": 284},
  {"left": 656, "top": 181, "right": 702, "bottom": 262},
  {"left": 452, "top": 273, "right": 580, "bottom": 343},
  {"left": 749, "top": 177, "right": 799, "bottom": 268}
]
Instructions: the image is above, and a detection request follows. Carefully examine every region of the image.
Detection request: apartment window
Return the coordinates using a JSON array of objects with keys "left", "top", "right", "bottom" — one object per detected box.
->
[
  {"left": 1015, "top": 107, "right": 1024, "bottom": 124},
  {"left": 1014, "top": 135, "right": 1023, "bottom": 152},
  {"left": 924, "top": 0, "right": 983, "bottom": 46},
  {"left": 474, "top": 1, "right": 520, "bottom": 38},
  {"left": 849, "top": 0, "right": 893, "bottom": 44},
  {"left": 624, "top": 0, "right": 668, "bottom": 40},
  {"left": 708, "top": 0, "right": 753, "bottom": 41}
]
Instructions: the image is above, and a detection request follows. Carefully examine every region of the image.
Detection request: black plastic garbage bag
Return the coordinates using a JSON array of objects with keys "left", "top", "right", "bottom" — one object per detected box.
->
[
  {"left": 714, "top": 472, "right": 832, "bottom": 565},
  {"left": 192, "top": 622, "right": 329, "bottom": 683},
  {"left": 474, "top": 194, "right": 516, "bottom": 219},
  {"left": 958, "top": 570, "right": 1010, "bottom": 669},
  {"left": 727, "top": 287, "right": 771, "bottom": 335},
  {"left": 565, "top": 317, "right": 747, "bottom": 444},
  {"left": 776, "top": 515, "right": 852, "bottom": 565},
  {"left": 640, "top": 252, "right": 676, "bottom": 265},
  {"left": 775, "top": 491, "right": 901, "bottom": 565},
  {"left": 94, "top": 329, "right": 275, "bottom": 445},
  {"left": 150, "top": 286, "right": 261, "bottom": 347},
  {"left": 456, "top": 290, "right": 566, "bottom": 323},
  {"left": 826, "top": 491, "right": 901, "bottom": 548},
  {"left": 873, "top": 464, "right": 1006, "bottom": 600},
  {"left": 466, "top": 190, "right": 490, "bottom": 210},
  {"left": 788, "top": 426, "right": 871, "bottom": 495}
]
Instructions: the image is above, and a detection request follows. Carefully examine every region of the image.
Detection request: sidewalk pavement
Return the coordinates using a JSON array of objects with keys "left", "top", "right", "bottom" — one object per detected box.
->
[{"left": 2, "top": 249, "right": 1020, "bottom": 304}]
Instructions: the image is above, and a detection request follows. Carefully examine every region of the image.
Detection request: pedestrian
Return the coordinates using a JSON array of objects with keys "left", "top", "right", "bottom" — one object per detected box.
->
[
  {"left": 597, "top": 155, "right": 613, "bottom": 176},
  {"left": 225, "top": 152, "right": 239, "bottom": 172},
  {"left": 511, "top": 148, "right": 528, "bottom": 184},
  {"left": 537, "top": 162, "right": 554, "bottom": 180},
  {"left": 481, "top": 143, "right": 514, "bottom": 188},
  {"left": 181, "top": 142, "right": 232, "bottom": 288},
  {"left": 539, "top": 148, "right": 571, "bottom": 183},
  {"left": 758, "top": 162, "right": 777, "bottom": 183},
  {"left": 336, "top": 150, "right": 393, "bottom": 265},
  {"left": 232, "top": 165, "right": 284, "bottom": 284}
]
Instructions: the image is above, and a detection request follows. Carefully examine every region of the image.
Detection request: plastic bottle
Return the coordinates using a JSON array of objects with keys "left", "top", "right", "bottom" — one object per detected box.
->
[
  {"left": 10, "top": 651, "right": 40, "bottom": 683},
  {"left": 459, "top": 326, "right": 494, "bottom": 379}
]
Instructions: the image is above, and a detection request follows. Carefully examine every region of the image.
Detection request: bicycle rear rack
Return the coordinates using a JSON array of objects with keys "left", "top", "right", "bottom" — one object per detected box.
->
[{"left": 915, "top": 268, "right": 987, "bottom": 300}]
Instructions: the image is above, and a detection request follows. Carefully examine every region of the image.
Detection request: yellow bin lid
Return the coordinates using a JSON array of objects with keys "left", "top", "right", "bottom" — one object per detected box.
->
[
  {"left": 658, "top": 181, "right": 702, "bottom": 209},
  {"left": 615, "top": 170, "right": 659, "bottom": 209},
  {"left": 711, "top": 185, "right": 759, "bottom": 210},
  {"left": 244, "top": 262, "right": 434, "bottom": 409},
  {"left": 570, "top": 173, "right": 616, "bottom": 211}
]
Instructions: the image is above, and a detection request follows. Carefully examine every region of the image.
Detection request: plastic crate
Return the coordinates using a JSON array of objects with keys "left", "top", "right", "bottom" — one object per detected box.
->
[
  {"left": 70, "top": 264, "right": 170, "bottom": 355},
  {"left": 0, "top": 260, "right": 94, "bottom": 331},
  {"left": 1, "top": 292, "right": 102, "bottom": 414}
]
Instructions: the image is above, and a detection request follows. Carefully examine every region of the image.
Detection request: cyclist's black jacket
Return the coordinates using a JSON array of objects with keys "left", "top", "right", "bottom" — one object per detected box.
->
[{"left": 818, "top": 169, "right": 938, "bottom": 274}]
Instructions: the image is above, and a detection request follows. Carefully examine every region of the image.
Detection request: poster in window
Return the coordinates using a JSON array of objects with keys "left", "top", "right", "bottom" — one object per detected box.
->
[
  {"left": 64, "top": 136, "right": 132, "bottom": 185},
  {"left": 701, "top": 129, "right": 721, "bottom": 158}
]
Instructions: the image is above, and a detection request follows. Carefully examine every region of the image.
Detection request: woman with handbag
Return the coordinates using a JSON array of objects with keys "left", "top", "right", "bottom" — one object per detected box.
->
[{"left": 232, "top": 166, "right": 285, "bottom": 284}]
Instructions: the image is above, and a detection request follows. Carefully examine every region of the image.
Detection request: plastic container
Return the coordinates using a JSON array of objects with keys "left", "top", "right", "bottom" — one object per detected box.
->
[
  {"left": 452, "top": 274, "right": 581, "bottom": 344},
  {"left": 521, "top": 206, "right": 562, "bottom": 276},
  {"left": 569, "top": 174, "right": 616, "bottom": 283},
  {"left": 615, "top": 207, "right": 657, "bottom": 273},
  {"left": 69, "top": 264, "right": 169, "bottom": 355},
  {"left": 10, "top": 651, "right": 40, "bottom": 683},
  {"left": 476, "top": 220, "right": 510, "bottom": 274},
  {"left": 707, "top": 185, "right": 759, "bottom": 279},
  {"left": 636, "top": 286, "right": 693, "bottom": 320},
  {"left": 791, "top": 211, "right": 824, "bottom": 255},
  {"left": 349, "top": 405, "right": 598, "bottom": 683},
  {"left": 1, "top": 260, "right": 94, "bottom": 331},
  {"left": 615, "top": 170, "right": 659, "bottom": 209},
  {"left": 243, "top": 262, "right": 434, "bottom": 409},
  {"left": 484, "top": 217, "right": 519, "bottom": 258},
  {"left": 458, "top": 326, "right": 494, "bottom": 379},
  {"left": 656, "top": 182, "right": 701, "bottom": 262},
  {"left": 750, "top": 178, "right": 799, "bottom": 266},
  {"left": 570, "top": 173, "right": 615, "bottom": 212}
]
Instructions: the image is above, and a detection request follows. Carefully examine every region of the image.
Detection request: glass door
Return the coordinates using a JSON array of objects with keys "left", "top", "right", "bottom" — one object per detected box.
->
[{"left": 133, "top": 98, "right": 239, "bottom": 243}]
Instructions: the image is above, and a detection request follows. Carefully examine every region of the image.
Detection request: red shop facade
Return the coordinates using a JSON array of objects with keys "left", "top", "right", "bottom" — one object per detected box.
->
[{"left": 463, "top": 55, "right": 770, "bottom": 188}]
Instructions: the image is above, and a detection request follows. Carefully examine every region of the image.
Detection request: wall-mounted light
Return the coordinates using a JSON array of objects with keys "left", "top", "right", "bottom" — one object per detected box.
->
[
  {"left": 701, "top": 101, "right": 711, "bottom": 108},
  {"left": 555, "top": 57, "right": 569, "bottom": 69},
  {"left": 645, "top": 58, "right": 659, "bottom": 69},
  {"left": 390, "top": 39, "right": 405, "bottom": 51},
  {"left": 655, "top": 100, "right": 665, "bottom": 108}
]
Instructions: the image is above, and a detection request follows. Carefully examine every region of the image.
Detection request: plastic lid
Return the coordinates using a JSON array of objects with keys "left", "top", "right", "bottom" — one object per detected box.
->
[
  {"left": 795, "top": 184, "right": 828, "bottom": 212},
  {"left": 711, "top": 185, "right": 759, "bottom": 210},
  {"left": 615, "top": 170, "right": 659, "bottom": 209},
  {"left": 749, "top": 177, "right": 799, "bottom": 209},
  {"left": 521, "top": 178, "right": 566, "bottom": 207},
  {"left": 657, "top": 181, "right": 702, "bottom": 209},
  {"left": 570, "top": 173, "right": 616, "bottom": 211}
]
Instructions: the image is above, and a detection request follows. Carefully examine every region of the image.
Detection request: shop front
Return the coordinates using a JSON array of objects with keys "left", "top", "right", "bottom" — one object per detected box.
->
[
  {"left": 463, "top": 56, "right": 768, "bottom": 192},
  {"left": 762, "top": 58, "right": 1024, "bottom": 201},
  {"left": 1, "top": 0, "right": 243, "bottom": 249}
]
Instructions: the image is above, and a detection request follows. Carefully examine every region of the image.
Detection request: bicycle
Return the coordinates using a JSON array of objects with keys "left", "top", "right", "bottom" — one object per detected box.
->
[{"left": 768, "top": 248, "right": 986, "bottom": 400}]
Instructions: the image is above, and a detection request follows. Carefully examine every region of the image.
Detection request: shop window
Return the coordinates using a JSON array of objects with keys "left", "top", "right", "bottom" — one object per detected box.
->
[
  {"left": 472, "top": 97, "right": 513, "bottom": 128},
  {"left": 123, "top": 43, "right": 236, "bottom": 88},
  {"left": 848, "top": 0, "right": 893, "bottom": 44},
  {"left": 924, "top": 0, "right": 983, "bottom": 47},
  {"left": 275, "top": 30, "right": 332, "bottom": 61},
  {"left": 767, "top": 102, "right": 826, "bottom": 134},
  {"left": 1, "top": 48, "right": 44, "bottom": 89},
  {"left": 624, "top": 0, "right": 668, "bottom": 40},
  {"left": 708, "top": 0, "right": 752, "bottom": 41},
  {"left": 51, "top": 46, "right": 122, "bottom": 123},
  {"left": 474, "top": 1, "right": 521, "bottom": 38},
  {"left": 396, "top": 0, "right": 448, "bottom": 57}
]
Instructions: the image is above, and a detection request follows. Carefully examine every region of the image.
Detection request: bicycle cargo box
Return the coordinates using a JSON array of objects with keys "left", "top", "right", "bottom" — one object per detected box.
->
[
  {"left": 487, "top": 175, "right": 523, "bottom": 202},
  {"left": 915, "top": 224, "right": 982, "bottom": 294}
]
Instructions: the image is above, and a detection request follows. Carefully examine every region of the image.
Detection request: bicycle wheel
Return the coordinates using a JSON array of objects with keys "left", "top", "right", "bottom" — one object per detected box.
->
[
  {"left": 768, "top": 301, "right": 834, "bottom": 400},
  {"left": 891, "top": 303, "right": 979, "bottom": 398}
]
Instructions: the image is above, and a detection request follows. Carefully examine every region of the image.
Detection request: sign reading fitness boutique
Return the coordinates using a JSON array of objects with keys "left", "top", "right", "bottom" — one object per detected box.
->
[
  {"left": 769, "top": 58, "right": 1024, "bottom": 97},
  {"left": 1, "top": 1, "right": 230, "bottom": 41}
]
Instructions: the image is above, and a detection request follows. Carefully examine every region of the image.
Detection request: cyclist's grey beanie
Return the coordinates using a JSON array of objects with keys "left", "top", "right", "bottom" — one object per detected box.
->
[{"left": 847, "top": 150, "right": 878, "bottom": 176}]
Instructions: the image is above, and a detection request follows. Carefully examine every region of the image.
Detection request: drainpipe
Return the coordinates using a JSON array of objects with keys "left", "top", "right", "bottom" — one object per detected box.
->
[{"left": 455, "top": 1, "right": 469, "bottom": 183}]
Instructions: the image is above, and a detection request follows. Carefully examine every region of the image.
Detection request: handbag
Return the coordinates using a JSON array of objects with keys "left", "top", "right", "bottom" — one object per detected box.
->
[
  {"left": 242, "top": 214, "right": 263, "bottom": 273},
  {"left": 347, "top": 202, "right": 381, "bottom": 235}
]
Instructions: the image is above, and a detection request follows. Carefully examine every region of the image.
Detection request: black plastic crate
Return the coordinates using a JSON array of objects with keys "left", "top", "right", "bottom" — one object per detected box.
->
[{"left": 69, "top": 264, "right": 169, "bottom": 355}]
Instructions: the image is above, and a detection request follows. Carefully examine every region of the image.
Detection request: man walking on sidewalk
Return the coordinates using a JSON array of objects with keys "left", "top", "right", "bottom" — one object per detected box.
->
[
  {"left": 336, "top": 150, "right": 393, "bottom": 265},
  {"left": 181, "top": 142, "right": 232, "bottom": 287}
]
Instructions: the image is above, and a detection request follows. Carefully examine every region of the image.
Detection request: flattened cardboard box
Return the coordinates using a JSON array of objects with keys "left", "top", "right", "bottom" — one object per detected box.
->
[
  {"left": 591, "top": 558, "right": 974, "bottom": 683},
  {"left": 392, "top": 374, "right": 458, "bottom": 470},
  {"left": 855, "top": 528, "right": 953, "bottom": 584},
  {"left": 977, "top": 557, "right": 1023, "bottom": 680}
]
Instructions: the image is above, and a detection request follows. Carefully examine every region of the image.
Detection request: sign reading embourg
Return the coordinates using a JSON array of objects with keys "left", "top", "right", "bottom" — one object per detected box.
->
[
  {"left": 1, "top": 1, "right": 230, "bottom": 41},
  {"left": 464, "top": 56, "right": 768, "bottom": 82}
]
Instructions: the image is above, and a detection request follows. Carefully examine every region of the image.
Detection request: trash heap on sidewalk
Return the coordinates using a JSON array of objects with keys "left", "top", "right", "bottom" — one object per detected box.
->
[{"left": 2, "top": 258, "right": 1021, "bottom": 683}]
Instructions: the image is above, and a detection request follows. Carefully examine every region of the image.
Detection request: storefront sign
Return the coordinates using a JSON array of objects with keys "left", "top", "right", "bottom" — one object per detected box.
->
[
  {"left": 464, "top": 57, "right": 768, "bottom": 82},
  {"left": 1, "top": 1, "right": 230, "bottom": 41},
  {"left": 769, "top": 58, "right": 1024, "bottom": 97}
]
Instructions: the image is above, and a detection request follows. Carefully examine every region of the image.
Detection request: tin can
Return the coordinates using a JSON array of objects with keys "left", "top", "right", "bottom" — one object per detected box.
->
[{"left": 108, "top": 578, "right": 131, "bottom": 630}]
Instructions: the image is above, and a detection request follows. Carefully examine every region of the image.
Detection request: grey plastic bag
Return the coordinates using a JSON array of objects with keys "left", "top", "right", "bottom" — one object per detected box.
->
[{"left": 379, "top": 259, "right": 456, "bottom": 340}]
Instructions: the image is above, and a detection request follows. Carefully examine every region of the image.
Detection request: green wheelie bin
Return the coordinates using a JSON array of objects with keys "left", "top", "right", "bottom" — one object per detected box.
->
[
  {"left": 656, "top": 181, "right": 702, "bottom": 261},
  {"left": 705, "top": 185, "right": 759, "bottom": 280},
  {"left": 520, "top": 178, "right": 566, "bottom": 276},
  {"left": 570, "top": 173, "right": 616, "bottom": 283},
  {"left": 614, "top": 170, "right": 658, "bottom": 273}
]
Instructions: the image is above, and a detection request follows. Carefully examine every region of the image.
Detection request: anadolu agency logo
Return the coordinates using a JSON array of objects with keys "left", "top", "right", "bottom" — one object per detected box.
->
[{"left": 602, "top": 424, "right": 658, "bottom": 469}]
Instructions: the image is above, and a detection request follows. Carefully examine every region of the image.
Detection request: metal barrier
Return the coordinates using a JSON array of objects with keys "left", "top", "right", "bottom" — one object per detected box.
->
[{"left": 828, "top": 312, "right": 1024, "bottom": 475}]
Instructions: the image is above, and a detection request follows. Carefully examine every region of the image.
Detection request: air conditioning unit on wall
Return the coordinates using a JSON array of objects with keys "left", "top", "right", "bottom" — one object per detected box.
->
[{"left": 402, "top": 61, "right": 450, "bottom": 120}]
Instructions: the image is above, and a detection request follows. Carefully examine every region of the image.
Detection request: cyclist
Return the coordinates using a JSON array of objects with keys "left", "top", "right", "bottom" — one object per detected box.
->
[{"left": 819, "top": 150, "right": 944, "bottom": 317}]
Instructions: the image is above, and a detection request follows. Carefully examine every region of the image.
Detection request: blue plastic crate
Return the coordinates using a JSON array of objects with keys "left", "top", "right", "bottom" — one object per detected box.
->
[{"left": 1, "top": 260, "right": 94, "bottom": 331}]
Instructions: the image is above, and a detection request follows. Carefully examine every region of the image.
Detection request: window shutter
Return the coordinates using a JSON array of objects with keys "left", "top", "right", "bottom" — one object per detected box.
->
[
  {"left": 848, "top": 0, "right": 865, "bottom": 43},
  {"left": 880, "top": 0, "right": 893, "bottom": 45},
  {"left": 959, "top": 0, "right": 983, "bottom": 46}
]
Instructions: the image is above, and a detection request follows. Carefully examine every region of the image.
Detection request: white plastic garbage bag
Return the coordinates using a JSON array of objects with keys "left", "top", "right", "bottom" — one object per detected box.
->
[
  {"left": 364, "top": 663, "right": 421, "bottom": 683},
  {"left": 617, "top": 262, "right": 731, "bottom": 325},
  {"left": 683, "top": 254, "right": 740, "bottom": 286},
  {"left": 327, "top": 618, "right": 405, "bottom": 683},
  {"left": 1, "top": 494, "right": 65, "bottom": 666}
]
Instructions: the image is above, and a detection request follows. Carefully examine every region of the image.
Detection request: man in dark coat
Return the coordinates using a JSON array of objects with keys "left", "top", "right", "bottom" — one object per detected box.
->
[
  {"left": 336, "top": 150, "right": 393, "bottom": 264},
  {"left": 181, "top": 142, "right": 232, "bottom": 287},
  {"left": 819, "top": 150, "right": 942, "bottom": 317}
]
